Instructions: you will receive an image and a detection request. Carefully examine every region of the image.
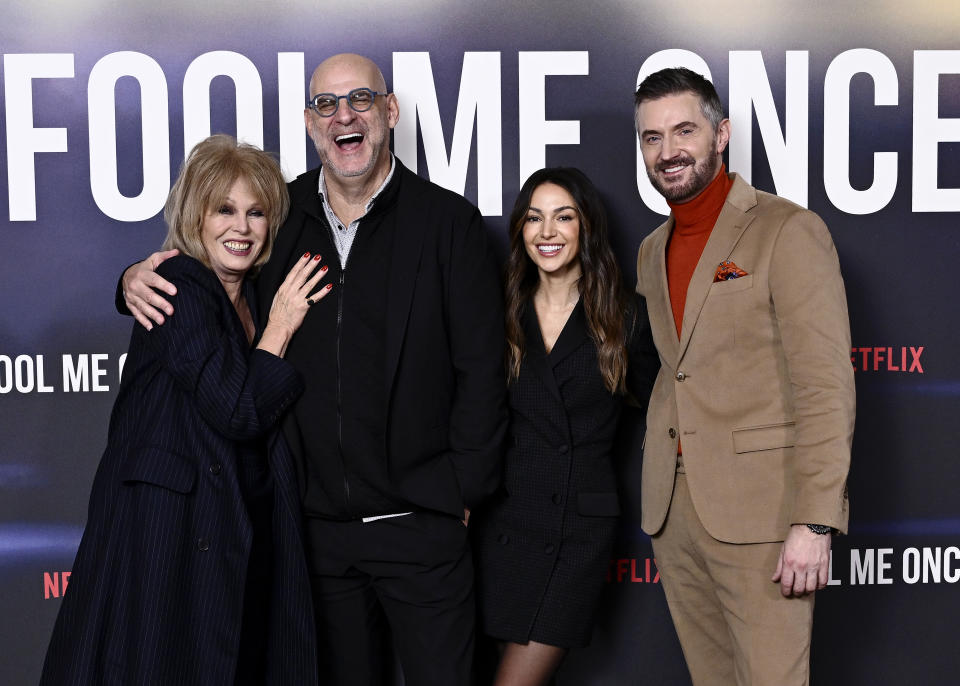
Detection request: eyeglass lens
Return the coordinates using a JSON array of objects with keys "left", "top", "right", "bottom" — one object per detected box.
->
[{"left": 312, "top": 89, "right": 376, "bottom": 116}]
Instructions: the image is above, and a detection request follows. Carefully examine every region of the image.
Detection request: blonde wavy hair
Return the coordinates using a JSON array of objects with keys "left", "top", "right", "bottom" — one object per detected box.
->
[{"left": 162, "top": 134, "right": 289, "bottom": 274}]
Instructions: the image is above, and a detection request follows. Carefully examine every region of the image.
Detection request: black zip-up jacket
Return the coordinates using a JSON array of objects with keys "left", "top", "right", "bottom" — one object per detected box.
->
[{"left": 257, "top": 160, "right": 508, "bottom": 520}]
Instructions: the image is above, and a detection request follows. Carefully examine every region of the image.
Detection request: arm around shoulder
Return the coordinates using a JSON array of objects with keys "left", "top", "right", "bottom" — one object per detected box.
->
[{"left": 115, "top": 249, "right": 181, "bottom": 329}]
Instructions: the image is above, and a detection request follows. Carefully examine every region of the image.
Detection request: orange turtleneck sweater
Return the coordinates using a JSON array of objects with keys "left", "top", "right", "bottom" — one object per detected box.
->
[{"left": 666, "top": 165, "right": 734, "bottom": 339}]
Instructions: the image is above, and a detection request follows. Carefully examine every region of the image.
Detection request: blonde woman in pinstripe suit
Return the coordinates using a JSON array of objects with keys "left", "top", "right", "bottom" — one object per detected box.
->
[{"left": 42, "top": 135, "right": 330, "bottom": 686}]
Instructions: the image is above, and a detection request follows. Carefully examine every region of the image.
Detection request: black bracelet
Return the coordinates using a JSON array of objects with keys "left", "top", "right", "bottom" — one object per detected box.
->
[{"left": 806, "top": 523, "right": 832, "bottom": 535}]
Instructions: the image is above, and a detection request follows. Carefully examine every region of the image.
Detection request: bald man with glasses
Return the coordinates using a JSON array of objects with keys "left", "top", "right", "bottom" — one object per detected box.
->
[{"left": 121, "top": 53, "right": 507, "bottom": 686}]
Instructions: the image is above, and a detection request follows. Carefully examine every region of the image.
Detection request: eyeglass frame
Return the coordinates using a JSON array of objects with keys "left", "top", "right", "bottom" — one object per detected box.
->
[{"left": 306, "top": 88, "right": 389, "bottom": 117}]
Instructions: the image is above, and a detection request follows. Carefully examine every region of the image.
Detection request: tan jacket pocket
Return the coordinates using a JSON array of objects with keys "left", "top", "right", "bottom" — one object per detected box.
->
[
  {"left": 709, "top": 274, "right": 754, "bottom": 294},
  {"left": 732, "top": 421, "right": 796, "bottom": 454}
]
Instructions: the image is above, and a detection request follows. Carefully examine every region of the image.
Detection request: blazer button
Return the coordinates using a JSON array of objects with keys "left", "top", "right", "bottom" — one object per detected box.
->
[
  {"left": 197, "top": 538, "right": 210, "bottom": 552},
  {"left": 675, "top": 371, "right": 686, "bottom": 381},
  {"left": 209, "top": 463, "right": 222, "bottom": 475},
  {"left": 544, "top": 543, "right": 555, "bottom": 555},
  {"left": 551, "top": 493, "right": 562, "bottom": 505},
  {"left": 668, "top": 427, "right": 677, "bottom": 439},
  {"left": 498, "top": 534, "right": 509, "bottom": 545},
  {"left": 558, "top": 444, "right": 569, "bottom": 455}
]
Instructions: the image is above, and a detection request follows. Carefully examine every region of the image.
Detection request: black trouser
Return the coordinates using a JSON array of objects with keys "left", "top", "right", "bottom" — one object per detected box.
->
[{"left": 304, "top": 511, "right": 475, "bottom": 686}]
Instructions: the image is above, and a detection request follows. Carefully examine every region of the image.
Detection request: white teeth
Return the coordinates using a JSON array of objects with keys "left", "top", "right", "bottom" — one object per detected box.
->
[
  {"left": 336, "top": 133, "right": 363, "bottom": 143},
  {"left": 224, "top": 241, "right": 251, "bottom": 251},
  {"left": 538, "top": 244, "right": 562, "bottom": 254},
  {"left": 664, "top": 165, "right": 685, "bottom": 173}
]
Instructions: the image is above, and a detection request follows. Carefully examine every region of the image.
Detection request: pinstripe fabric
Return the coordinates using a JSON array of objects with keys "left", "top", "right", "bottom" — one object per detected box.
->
[{"left": 41, "top": 256, "right": 318, "bottom": 686}]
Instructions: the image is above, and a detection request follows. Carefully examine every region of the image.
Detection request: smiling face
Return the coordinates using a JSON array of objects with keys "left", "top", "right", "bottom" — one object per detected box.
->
[
  {"left": 304, "top": 54, "right": 399, "bottom": 182},
  {"left": 522, "top": 182, "right": 582, "bottom": 280},
  {"left": 200, "top": 177, "right": 268, "bottom": 287},
  {"left": 636, "top": 91, "right": 730, "bottom": 204}
]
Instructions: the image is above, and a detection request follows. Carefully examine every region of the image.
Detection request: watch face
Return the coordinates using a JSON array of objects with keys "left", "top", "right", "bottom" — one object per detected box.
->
[{"left": 806, "top": 524, "right": 831, "bottom": 535}]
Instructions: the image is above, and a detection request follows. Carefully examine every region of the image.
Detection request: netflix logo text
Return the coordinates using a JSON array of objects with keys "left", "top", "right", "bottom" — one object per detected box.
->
[
  {"left": 607, "top": 557, "right": 661, "bottom": 584},
  {"left": 43, "top": 572, "right": 71, "bottom": 599},
  {"left": 850, "top": 346, "right": 924, "bottom": 373}
]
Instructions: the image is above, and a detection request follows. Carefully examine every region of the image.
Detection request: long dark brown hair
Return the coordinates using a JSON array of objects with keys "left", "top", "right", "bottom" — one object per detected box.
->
[{"left": 505, "top": 167, "right": 629, "bottom": 393}]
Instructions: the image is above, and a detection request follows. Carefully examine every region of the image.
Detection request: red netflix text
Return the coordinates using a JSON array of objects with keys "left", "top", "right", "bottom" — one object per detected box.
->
[
  {"left": 850, "top": 347, "right": 924, "bottom": 373},
  {"left": 44, "top": 571, "right": 71, "bottom": 599},
  {"left": 607, "top": 557, "right": 660, "bottom": 584}
]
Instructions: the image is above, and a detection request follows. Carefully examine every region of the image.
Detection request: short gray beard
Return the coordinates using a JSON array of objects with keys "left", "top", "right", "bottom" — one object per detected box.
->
[{"left": 648, "top": 143, "right": 721, "bottom": 204}]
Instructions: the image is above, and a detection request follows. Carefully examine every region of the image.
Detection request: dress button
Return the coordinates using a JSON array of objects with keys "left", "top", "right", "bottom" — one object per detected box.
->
[
  {"left": 209, "top": 463, "right": 222, "bottom": 475},
  {"left": 498, "top": 534, "right": 509, "bottom": 545},
  {"left": 668, "top": 427, "right": 677, "bottom": 439},
  {"left": 558, "top": 445, "right": 569, "bottom": 455},
  {"left": 551, "top": 493, "right": 562, "bottom": 505},
  {"left": 544, "top": 544, "right": 555, "bottom": 555},
  {"left": 197, "top": 538, "right": 210, "bottom": 552},
  {"left": 676, "top": 371, "right": 686, "bottom": 381}
]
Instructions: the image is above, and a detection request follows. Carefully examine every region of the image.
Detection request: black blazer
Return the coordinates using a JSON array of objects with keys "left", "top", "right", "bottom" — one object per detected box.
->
[
  {"left": 257, "top": 162, "right": 508, "bottom": 517},
  {"left": 475, "top": 295, "right": 658, "bottom": 645},
  {"left": 43, "top": 256, "right": 317, "bottom": 685}
]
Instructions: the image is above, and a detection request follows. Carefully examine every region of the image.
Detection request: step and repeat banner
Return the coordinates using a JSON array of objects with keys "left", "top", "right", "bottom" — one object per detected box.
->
[{"left": 2, "top": 1, "right": 959, "bottom": 684}]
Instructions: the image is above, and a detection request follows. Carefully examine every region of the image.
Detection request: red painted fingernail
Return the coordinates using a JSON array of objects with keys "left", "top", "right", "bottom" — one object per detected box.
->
[
  {"left": 321, "top": 265, "right": 328, "bottom": 272},
  {"left": 303, "top": 252, "right": 310, "bottom": 259},
  {"left": 313, "top": 254, "right": 322, "bottom": 261},
  {"left": 325, "top": 283, "right": 333, "bottom": 290}
]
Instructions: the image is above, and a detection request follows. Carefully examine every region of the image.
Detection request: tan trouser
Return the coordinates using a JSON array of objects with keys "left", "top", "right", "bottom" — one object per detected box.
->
[{"left": 652, "top": 473, "right": 815, "bottom": 686}]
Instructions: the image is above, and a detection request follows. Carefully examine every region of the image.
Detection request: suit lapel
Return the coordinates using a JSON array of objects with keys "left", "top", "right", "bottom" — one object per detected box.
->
[
  {"left": 646, "top": 220, "right": 680, "bottom": 364},
  {"left": 676, "top": 174, "right": 757, "bottom": 361},
  {"left": 384, "top": 170, "right": 426, "bottom": 397},
  {"left": 523, "top": 297, "right": 590, "bottom": 405},
  {"left": 546, "top": 298, "right": 588, "bottom": 366},
  {"left": 522, "top": 303, "right": 563, "bottom": 403}
]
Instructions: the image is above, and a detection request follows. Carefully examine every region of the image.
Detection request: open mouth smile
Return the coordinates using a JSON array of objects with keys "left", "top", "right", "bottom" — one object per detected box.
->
[
  {"left": 537, "top": 244, "right": 564, "bottom": 256},
  {"left": 658, "top": 161, "right": 693, "bottom": 179},
  {"left": 223, "top": 240, "right": 253, "bottom": 256},
  {"left": 335, "top": 132, "right": 364, "bottom": 150}
]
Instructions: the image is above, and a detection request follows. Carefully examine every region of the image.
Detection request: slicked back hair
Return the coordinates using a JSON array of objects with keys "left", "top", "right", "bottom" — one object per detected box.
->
[{"left": 634, "top": 67, "right": 725, "bottom": 130}]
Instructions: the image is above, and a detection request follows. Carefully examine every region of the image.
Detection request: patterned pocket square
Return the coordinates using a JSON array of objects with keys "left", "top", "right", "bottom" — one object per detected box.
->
[{"left": 714, "top": 260, "right": 748, "bottom": 282}]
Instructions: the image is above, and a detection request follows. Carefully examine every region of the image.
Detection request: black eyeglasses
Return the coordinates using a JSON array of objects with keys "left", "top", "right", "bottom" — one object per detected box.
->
[{"left": 307, "top": 88, "right": 387, "bottom": 117}]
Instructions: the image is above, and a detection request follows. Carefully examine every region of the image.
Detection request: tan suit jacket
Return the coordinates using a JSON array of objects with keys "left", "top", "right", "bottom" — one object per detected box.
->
[{"left": 636, "top": 173, "right": 854, "bottom": 544}]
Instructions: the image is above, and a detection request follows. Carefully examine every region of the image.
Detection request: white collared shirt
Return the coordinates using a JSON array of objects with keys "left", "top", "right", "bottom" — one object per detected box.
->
[{"left": 317, "top": 154, "right": 396, "bottom": 268}]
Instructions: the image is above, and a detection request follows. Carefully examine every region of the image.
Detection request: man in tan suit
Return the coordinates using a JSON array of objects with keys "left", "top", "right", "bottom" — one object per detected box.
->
[{"left": 633, "top": 67, "right": 854, "bottom": 685}]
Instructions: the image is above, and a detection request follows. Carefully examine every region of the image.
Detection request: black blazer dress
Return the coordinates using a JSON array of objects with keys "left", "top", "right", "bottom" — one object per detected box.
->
[{"left": 474, "top": 295, "right": 658, "bottom": 648}]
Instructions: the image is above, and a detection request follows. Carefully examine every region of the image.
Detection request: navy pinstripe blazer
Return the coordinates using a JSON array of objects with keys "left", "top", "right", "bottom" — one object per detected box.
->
[{"left": 41, "top": 256, "right": 318, "bottom": 685}]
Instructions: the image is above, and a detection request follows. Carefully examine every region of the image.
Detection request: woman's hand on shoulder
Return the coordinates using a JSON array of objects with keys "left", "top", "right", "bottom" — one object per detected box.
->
[{"left": 257, "top": 253, "right": 332, "bottom": 357}]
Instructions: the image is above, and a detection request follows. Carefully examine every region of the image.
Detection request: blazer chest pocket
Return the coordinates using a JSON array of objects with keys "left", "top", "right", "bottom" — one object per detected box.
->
[
  {"left": 120, "top": 446, "right": 197, "bottom": 494},
  {"left": 732, "top": 421, "right": 795, "bottom": 454},
  {"left": 709, "top": 273, "right": 754, "bottom": 295}
]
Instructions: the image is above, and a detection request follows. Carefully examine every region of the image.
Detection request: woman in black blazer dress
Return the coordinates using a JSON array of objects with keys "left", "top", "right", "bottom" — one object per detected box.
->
[
  {"left": 474, "top": 167, "right": 658, "bottom": 685},
  {"left": 40, "top": 135, "right": 331, "bottom": 686}
]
